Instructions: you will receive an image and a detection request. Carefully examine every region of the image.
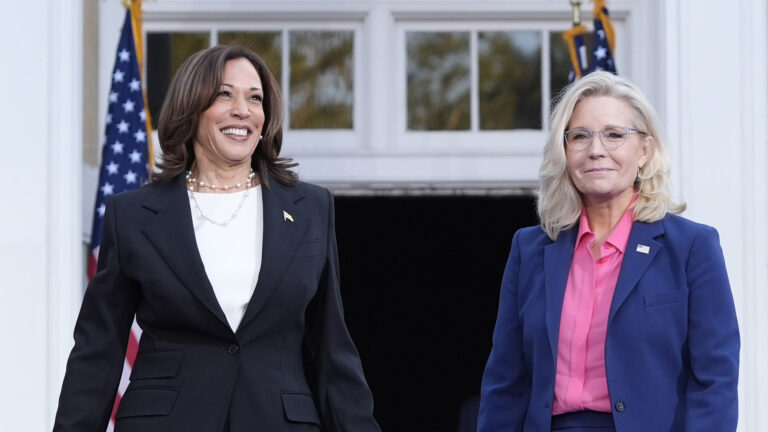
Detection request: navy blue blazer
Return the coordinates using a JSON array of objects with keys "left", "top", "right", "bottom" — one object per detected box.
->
[
  {"left": 54, "top": 174, "right": 380, "bottom": 432},
  {"left": 478, "top": 214, "right": 739, "bottom": 431}
]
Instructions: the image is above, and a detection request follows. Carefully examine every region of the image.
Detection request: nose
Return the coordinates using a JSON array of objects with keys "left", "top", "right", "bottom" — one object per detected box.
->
[
  {"left": 230, "top": 97, "right": 250, "bottom": 119},
  {"left": 587, "top": 132, "right": 608, "bottom": 157}
]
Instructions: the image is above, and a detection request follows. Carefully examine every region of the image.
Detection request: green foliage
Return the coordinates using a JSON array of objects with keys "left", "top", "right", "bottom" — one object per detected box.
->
[
  {"left": 170, "top": 33, "right": 209, "bottom": 77},
  {"left": 407, "top": 32, "right": 471, "bottom": 131},
  {"left": 289, "top": 31, "right": 354, "bottom": 129},
  {"left": 219, "top": 32, "right": 283, "bottom": 84},
  {"left": 478, "top": 31, "right": 542, "bottom": 130}
]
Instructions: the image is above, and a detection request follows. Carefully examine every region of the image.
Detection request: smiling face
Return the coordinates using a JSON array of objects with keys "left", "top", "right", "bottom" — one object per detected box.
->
[
  {"left": 193, "top": 57, "right": 265, "bottom": 173},
  {"left": 565, "top": 95, "right": 653, "bottom": 208}
]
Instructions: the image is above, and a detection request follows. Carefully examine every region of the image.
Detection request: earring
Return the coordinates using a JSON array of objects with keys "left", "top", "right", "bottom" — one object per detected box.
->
[{"left": 259, "top": 135, "right": 263, "bottom": 141}]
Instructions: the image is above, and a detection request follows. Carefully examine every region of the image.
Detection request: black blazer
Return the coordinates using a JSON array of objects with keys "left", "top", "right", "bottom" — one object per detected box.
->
[{"left": 54, "top": 174, "right": 380, "bottom": 432}]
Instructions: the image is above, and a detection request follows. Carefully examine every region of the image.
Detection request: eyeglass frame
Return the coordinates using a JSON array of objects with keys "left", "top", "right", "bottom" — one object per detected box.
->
[{"left": 563, "top": 125, "right": 647, "bottom": 151}]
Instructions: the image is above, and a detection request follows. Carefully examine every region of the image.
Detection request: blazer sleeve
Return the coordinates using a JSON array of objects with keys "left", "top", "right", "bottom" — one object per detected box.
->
[
  {"left": 685, "top": 225, "right": 740, "bottom": 431},
  {"left": 478, "top": 230, "right": 531, "bottom": 431},
  {"left": 304, "top": 188, "right": 381, "bottom": 432},
  {"left": 53, "top": 198, "right": 141, "bottom": 431}
]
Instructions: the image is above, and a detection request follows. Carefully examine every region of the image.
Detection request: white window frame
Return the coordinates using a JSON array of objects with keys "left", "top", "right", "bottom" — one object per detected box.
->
[
  {"left": 125, "top": 0, "right": 648, "bottom": 186},
  {"left": 142, "top": 19, "right": 365, "bottom": 155},
  {"left": 393, "top": 19, "right": 628, "bottom": 155}
]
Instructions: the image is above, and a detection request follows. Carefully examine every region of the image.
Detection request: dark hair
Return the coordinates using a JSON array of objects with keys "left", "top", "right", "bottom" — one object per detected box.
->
[{"left": 152, "top": 45, "right": 297, "bottom": 187}]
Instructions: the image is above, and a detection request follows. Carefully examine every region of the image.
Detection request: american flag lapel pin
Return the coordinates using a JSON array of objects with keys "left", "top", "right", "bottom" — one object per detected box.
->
[
  {"left": 283, "top": 210, "right": 294, "bottom": 223},
  {"left": 636, "top": 244, "right": 650, "bottom": 254}
]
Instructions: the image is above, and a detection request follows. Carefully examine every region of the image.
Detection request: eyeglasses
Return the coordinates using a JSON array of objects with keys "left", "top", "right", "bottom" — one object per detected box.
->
[{"left": 563, "top": 125, "right": 647, "bottom": 151}]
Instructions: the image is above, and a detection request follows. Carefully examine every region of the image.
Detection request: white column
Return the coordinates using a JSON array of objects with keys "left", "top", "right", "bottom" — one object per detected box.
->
[
  {"left": 0, "top": 0, "right": 83, "bottom": 430},
  {"left": 663, "top": 1, "right": 768, "bottom": 430},
  {"left": 47, "top": 0, "right": 85, "bottom": 428}
]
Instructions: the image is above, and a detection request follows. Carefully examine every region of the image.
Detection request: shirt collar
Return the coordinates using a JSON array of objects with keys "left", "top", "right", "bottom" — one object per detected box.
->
[{"left": 576, "top": 195, "right": 637, "bottom": 254}]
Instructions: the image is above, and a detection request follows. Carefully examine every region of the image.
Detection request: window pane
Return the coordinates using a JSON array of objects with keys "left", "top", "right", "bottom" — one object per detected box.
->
[
  {"left": 478, "top": 31, "right": 541, "bottom": 130},
  {"left": 219, "top": 32, "right": 282, "bottom": 85},
  {"left": 407, "top": 32, "right": 470, "bottom": 131},
  {"left": 146, "top": 32, "right": 209, "bottom": 127},
  {"left": 549, "top": 30, "right": 594, "bottom": 104},
  {"left": 289, "top": 31, "right": 354, "bottom": 129}
]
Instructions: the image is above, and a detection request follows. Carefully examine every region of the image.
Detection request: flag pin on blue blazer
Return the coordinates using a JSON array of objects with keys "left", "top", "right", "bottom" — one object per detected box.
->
[
  {"left": 636, "top": 244, "right": 650, "bottom": 254},
  {"left": 283, "top": 210, "right": 294, "bottom": 222}
]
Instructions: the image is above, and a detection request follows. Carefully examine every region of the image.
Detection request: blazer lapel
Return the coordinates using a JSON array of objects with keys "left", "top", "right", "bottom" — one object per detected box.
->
[
  {"left": 608, "top": 220, "right": 664, "bottom": 325},
  {"left": 238, "top": 179, "right": 309, "bottom": 331},
  {"left": 544, "top": 226, "right": 578, "bottom": 363},
  {"left": 139, "top": 174, "right": 229, "bottom": 327}
]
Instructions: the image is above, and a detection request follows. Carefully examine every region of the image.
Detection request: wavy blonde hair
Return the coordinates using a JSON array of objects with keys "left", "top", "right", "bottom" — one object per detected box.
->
[{"left": 537, "top": 71, "right": 685, "bottom": 240}]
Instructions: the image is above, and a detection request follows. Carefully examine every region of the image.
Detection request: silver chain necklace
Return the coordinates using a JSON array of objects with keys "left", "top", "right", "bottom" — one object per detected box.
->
[{"left": 186, "top": 169, "right": 256, "bottom": 227}]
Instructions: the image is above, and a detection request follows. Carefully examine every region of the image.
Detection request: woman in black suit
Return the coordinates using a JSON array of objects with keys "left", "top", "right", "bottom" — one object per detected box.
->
[{"left": 54, "top": 45, "right": 380, "bottom": 432}]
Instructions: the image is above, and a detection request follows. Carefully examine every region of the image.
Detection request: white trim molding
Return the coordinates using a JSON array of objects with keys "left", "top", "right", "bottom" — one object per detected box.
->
[{"left": 47, "top": 0, "right": 84, "bottom": 428}]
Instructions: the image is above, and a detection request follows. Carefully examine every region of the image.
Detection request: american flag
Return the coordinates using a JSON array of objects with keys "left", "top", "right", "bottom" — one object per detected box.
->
[
  {"left": 88, "top": 8, "right": 149, "bottom": 431},
  {"left": 563, "top": 24, "right": 589, "bottom": 83},
  {"left": 590, "top": 0, "right": 617, "bottom": 74}
]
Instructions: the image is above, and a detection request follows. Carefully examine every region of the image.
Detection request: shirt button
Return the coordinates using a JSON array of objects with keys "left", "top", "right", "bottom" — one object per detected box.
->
[
  {"left": 227, "top": 344, "right": 240, "bottom": 356},
  {"left": 615, "top": 401, "right": 625, "bottom": 412}
]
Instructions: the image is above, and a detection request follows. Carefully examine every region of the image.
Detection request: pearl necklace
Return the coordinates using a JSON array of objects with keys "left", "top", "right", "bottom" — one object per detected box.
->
[
  {"left": 186, "top": 169, "right": 256, "bottom": 227},
  {"left": 185, "top": 169, "right": 256, "bottom": 191}
]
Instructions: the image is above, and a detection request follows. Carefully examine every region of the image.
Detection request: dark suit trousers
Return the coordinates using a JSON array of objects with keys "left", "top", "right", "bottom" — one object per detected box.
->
[{"left": 551, "top": 410, "right": 615, "bottom": 431}]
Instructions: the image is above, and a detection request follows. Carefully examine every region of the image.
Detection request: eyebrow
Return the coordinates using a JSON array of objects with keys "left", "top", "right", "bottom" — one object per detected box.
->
[{"left": 222, "top": 83, "right": 262, "bottom": 91}]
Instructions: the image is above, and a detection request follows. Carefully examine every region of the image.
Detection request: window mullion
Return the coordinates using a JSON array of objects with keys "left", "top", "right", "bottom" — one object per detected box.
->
[
  {"left": 470, "top": 29, "right": 479, "bottom": 133},
  {"left": 282, "top": 29, "right": 290, "bottom": 130},
  {"left": 541, "top": 29, "right": 551, "bottom": 132}
]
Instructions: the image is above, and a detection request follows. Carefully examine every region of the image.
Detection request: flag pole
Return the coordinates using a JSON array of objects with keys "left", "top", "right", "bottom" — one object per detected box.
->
[
  {"left": 563, "top": 0, "right": 588, "bottom": 81},
  {"left": 570, "top": 0, "right": 582, "bottom": 26},
  {"left": 121, "top": 0, "right": 155, "bottom": 170}
]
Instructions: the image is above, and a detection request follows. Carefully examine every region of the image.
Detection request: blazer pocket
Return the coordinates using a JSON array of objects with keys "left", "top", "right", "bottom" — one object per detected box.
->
[
  {"left": 644, "top": 291, "right": 687, "bottom": 309},
  {"left": 115, "top": 388, "right": 178, "bottom": 419},
  {"left": 294, "top": 240, "right": 322, "bottom": 259},
  {"left": 281, "top": 392, "right": 321, "bottom": 425},
  {"left": 130, "top": 350, "right": 183, "bottom": 380}
]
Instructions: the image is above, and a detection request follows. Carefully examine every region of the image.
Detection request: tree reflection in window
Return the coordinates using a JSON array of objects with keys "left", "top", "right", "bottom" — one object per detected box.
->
[
  {"left": 407, "top": 32, "right": 471, "bottom": 131},
  {"left": 290, "top": 31, "right": 354, "bottom": 129},
  {"left": 219, "top": 32, "right": 282, "bottom": 86},
  {"left": 549, "top": 30, "right": 595, "bottom": 107},
  {"left": 478, "top": 31, "right": 541, "bottom": 130}
]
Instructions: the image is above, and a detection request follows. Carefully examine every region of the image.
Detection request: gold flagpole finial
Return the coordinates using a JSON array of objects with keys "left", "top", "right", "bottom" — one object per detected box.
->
[{"left": 569, "top": 0, "right": 582, "bottom": 26}]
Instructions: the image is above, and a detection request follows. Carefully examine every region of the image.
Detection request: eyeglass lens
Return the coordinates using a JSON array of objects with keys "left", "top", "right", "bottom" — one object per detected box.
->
[{"left": 565, "top": 126, "right": 629, "bottom": 150}]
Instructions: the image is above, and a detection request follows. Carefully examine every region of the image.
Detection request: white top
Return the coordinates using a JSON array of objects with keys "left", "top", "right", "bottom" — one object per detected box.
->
[{"left": 188, "top": 186, "right": 263, "bottom": 331}]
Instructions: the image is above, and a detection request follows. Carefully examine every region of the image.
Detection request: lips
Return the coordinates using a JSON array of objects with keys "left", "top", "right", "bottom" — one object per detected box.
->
[{"left": 585, "top": 167, "right": 613, "bottom": 173}]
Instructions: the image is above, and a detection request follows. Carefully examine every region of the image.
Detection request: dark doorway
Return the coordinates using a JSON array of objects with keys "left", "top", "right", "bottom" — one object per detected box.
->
[{"left": 335, "top": 194, "right": 538, "bottom": 432}]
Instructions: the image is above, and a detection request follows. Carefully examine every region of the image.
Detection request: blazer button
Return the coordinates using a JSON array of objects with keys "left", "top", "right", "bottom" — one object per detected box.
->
[
  {"left": 227, "top": 344, "right": 240, "bottom": 356},
  {"left": 615, "top": 401, "right": 625, "bottom": 412}
]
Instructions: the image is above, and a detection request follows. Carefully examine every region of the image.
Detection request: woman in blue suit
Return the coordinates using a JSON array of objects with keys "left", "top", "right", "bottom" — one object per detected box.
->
[{"left": 478, "top": 72, "right": 739, "bottom": 431}]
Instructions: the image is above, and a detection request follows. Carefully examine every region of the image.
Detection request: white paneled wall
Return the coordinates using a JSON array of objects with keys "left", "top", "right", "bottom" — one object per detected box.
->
[
  {"left": 0, "top": 0, "right": 82, "bottom": 430},
  {"left": 662, "top": 2, "right": 768, "bottom": 430}
]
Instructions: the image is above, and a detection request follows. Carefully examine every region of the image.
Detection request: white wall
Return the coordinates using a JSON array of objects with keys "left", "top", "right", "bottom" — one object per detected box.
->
[
  {"left": 661, "top": 1, "right": 768, "bottom": 430},
  {"left": 0, "top": 0, "right": 83, "bottom": 430}
]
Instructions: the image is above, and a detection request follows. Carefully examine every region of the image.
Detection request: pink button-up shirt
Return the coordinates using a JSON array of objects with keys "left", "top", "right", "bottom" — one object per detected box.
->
[{"left": 552, "top": 205, "right": 634, "bottom": 415}]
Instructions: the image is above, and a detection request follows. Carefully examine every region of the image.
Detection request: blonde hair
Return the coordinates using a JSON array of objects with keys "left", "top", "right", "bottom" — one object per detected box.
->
[{"left": 537, "top": 72, "right": 685, "bottom": 240}]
